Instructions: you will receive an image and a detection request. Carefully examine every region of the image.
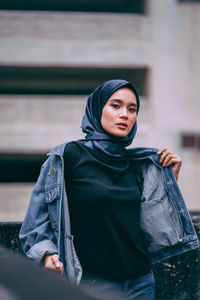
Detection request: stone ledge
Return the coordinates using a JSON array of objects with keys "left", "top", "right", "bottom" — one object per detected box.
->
[{"left": 0, "top": 222, "right": 23, "bottom": 253}]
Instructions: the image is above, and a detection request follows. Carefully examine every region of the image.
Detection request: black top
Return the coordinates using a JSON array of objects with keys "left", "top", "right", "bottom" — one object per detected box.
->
[{"left": 64, "top": 141, "right": 151, "bottom": 280}]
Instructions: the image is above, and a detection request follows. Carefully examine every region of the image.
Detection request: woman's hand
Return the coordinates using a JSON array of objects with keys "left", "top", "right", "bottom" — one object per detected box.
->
[
  {"left": 157, "top": 148, "right": 182, "bottom": 181},
  {"left": 44, "top": 254, "right": 64, "bottom": 275}
]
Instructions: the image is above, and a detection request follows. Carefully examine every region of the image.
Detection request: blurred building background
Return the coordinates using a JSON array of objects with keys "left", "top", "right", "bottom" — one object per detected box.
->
[{"left": 0, "top": 0, "right": 200, "bottom": 221}]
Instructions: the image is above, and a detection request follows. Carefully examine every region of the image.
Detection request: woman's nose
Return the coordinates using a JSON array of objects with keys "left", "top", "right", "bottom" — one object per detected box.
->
[{"left": 119, "top": 108, "right": 128, "bottom": 119}]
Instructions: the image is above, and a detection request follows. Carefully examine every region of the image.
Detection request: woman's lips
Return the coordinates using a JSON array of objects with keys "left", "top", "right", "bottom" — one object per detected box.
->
[{"left": 116, "top": 122, "right": 128, "bottom": 129}]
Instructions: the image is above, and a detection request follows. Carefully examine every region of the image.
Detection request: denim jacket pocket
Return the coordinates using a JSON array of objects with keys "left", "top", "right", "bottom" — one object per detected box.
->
[
  {"left": 45, "top": 186, "right": 61, "bottom": 232},
  {"left": 140, "top": 192, "right": 184, "bottom": 253}
]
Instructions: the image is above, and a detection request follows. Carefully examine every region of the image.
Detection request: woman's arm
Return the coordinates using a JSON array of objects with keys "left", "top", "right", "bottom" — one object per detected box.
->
[
  {"left": 19, "top": 182, "right": 58, "bottom": 262},
  {"left": 19, "top": 158, "right": 60, "bottom": 267},
  {"left": 157, "top": 148, "right": 182, "bottom": 181}
]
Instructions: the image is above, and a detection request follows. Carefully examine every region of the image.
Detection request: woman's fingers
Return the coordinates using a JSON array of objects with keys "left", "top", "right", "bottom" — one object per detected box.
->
[
  {"left": 44, "top": 254, "right": 54, "bottom": 269},
  {"left": 157, "top": 148, "right": 167, "bottom": 156},
  {"left": 158, "top": 148, "right": 171, "bottom": 165},
  {"left": 44, "top": 254, "right": 64, "bottom": 275},
  {"left": 51, "top": 255, "right": 64, "bottom": 274},
  {"left": 157, "top": 148, "right": 182, "bottom": 181},
  {"left": 157, "top": 148, "right": 181, "bottom": 166}
]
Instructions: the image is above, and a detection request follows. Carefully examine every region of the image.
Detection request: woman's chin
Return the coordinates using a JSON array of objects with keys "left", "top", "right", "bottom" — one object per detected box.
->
[{"left": 109, "top": 131, "right": 129, "bottom": 138}]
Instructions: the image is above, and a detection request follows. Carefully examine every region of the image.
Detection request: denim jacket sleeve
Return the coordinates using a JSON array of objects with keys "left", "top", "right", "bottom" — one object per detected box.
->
[{"left": 19, "top": 157, "right": 59, "bottom": 263}]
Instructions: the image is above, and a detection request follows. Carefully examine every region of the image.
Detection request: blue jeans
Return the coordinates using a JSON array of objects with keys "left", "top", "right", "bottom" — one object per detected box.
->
[{"left": 80, "top": 271, "right": 155, "bottom": 300}]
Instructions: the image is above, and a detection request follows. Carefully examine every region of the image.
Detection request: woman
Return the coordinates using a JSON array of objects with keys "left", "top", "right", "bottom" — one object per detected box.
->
[{"left": 19, "top": 80, "right": 199, "bottom": 300}]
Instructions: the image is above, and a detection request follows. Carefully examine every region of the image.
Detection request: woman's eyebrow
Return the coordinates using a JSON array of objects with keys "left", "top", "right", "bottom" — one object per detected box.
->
[{"left": 109, "top": 99, "right": 137, "bottom": 107}]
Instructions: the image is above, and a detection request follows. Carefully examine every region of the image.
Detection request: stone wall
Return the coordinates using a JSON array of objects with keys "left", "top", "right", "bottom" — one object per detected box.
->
[{"left": 1, "top": 212, "right": 200, "bottom": 300}]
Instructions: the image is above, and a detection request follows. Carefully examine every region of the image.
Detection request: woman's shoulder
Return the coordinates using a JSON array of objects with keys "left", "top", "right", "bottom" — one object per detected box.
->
[
  {"left": 63, "top": 141, "right": 84, "bottom": 169},
  {"left": 47, "top": 140, "right": 82, "bottom": 157},
  {"left": 64, "top": 140, "right": 82, "bottom": 155}
]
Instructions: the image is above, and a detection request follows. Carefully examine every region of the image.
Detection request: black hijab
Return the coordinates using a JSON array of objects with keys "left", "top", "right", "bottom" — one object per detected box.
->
[{"left": 81, "top": 79, "right": 140, "bottom": 158}]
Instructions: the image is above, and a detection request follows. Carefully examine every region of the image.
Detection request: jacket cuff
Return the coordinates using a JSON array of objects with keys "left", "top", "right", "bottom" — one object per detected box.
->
[{"left": 26, "top": 240, "right": 58, "bottom": 263}]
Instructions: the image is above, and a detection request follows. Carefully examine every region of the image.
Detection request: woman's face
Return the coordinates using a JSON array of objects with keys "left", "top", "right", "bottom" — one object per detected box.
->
[{"left": 101, "top": 88, "right": 137, "bottom": 137}]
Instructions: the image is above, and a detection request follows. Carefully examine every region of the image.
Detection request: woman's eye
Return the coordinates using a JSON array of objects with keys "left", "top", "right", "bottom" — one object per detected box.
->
[
  {"left": 129, "top": 107, "right": 136, "bottom": 112},
  {"left": 111, "top": 104, "right": 120, "bottom": 109}
]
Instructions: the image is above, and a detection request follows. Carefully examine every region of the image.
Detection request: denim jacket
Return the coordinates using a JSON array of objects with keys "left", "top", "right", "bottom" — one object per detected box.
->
[{"left": 19, "top": 142, "right": 199, "bottom": 285}]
